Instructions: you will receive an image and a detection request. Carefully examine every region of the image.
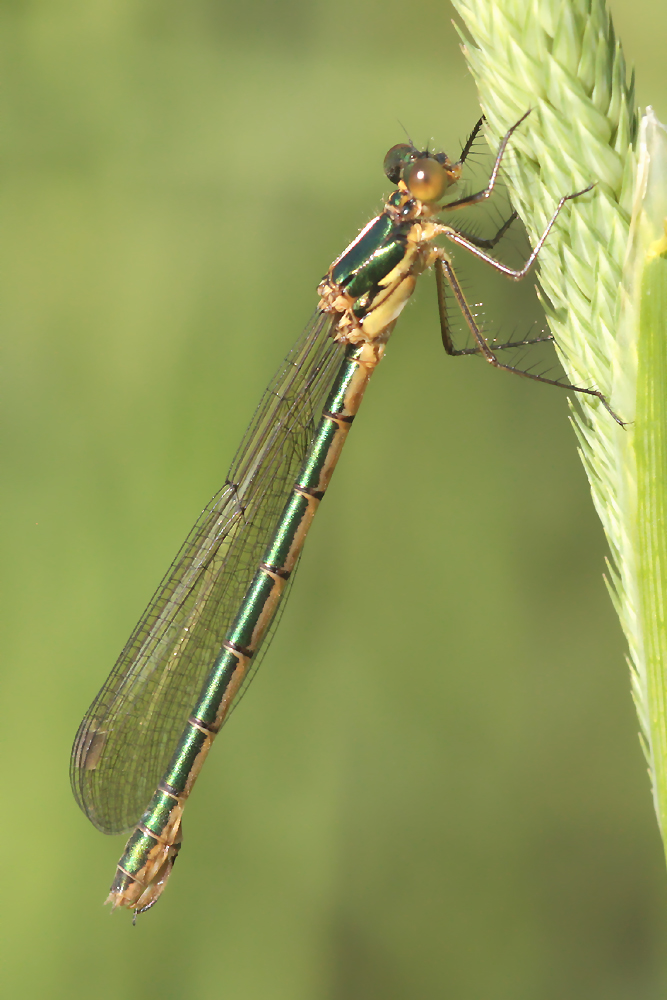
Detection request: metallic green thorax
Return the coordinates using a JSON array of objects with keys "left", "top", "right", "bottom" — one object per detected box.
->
[
  {"left": 78, "top": 116, "right": 488, "bottom": 915},
  {"left": 103, "top": 162, "right": 440, "bottom": 913},
  {"left": 75, "top": 112, "right": 612, "bottom": 917},
  {"left": 330, "top": 196, "right": 412, "bottom": 314}
]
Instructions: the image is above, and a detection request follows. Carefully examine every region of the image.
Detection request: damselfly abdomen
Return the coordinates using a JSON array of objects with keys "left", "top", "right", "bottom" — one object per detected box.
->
[{"left": 71, "top": 113, "right": 619, "bottom": 917}]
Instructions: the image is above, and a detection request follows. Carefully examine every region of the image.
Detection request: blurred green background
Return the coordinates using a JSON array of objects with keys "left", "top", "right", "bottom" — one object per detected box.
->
[{"left": 2, "top": 1, "right": 667, "bottom": 997}]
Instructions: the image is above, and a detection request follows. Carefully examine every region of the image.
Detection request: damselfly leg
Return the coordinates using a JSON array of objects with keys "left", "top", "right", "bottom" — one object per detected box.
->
[
  {"left": 441, "top": 110, "right": 532, "bottom": 213},
  {"left": 432, "top": 116, "right": 624, "bottom": 426},
  {"left": 72, "top": 108, "right": 623, "bottom": 919}
]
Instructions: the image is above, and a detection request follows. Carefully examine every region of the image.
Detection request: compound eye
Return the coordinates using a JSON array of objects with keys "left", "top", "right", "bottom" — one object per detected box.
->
[
  {"left": 383, "top": 143, "right": 416, "bottom": 184},
  {"left": 403, "top": 157, "right": 448, "bottom": 202}
]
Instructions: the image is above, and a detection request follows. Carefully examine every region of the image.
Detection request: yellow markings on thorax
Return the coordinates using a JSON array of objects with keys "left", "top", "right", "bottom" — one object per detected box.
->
[
  {"left": 359, "top": 274, "right": 417, "bottom": 338},
  {"left": 320, "top": 215, "right": 443, "bottom": 346}
]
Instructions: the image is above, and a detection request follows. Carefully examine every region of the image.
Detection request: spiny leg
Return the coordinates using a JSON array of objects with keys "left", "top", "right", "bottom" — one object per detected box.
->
[
  {"left": 434, "top": 254, "right": 552, "bottom": 357},
  {"left": 456, "top": 333, "right": 554, "bottom": 355},
  {"left": 441, "top": 110, "right": 532, "bottom": 213},
  {"left": 442, "top": 185, "right": 594, "bottom": 279},
  {"left": 451, "top": 211, "right": 518, "bottom": 252},
  {"left": 457, "top": 116, "right": 485, "bottom": 167},
  {"left": 434, "top": 253, "right": 624, "bottom": 426}
]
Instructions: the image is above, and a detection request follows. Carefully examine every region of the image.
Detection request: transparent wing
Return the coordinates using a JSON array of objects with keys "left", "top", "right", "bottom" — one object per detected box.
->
[{"left": 71, "top": 311, "right": 343, "bottom": 834}]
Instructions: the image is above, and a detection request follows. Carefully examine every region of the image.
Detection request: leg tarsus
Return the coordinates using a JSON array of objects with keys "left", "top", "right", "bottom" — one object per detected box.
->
[
  {"left": 443, "top": 184, "right": 594, "bottom": 281},
  {"left": 441, "top": 110, "right": 532, "bottom": 213},
  {"left": 434, "top": 254, "right": 624, "bottom": 426}
]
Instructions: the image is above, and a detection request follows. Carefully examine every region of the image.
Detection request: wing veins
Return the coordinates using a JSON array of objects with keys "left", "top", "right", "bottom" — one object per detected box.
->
[{"left": 71, "top": 312, "right": 344, "bottom": 833}]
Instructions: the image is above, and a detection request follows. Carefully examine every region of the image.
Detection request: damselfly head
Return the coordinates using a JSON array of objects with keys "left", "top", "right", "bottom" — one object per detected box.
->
[
  {"left": 404, "top": 156, "right": 450, "bottom": 203},
  {"left": 383, "top": 144, "right": 461, "bottom": 203},
  {"left": 383, "top": 143, "right": 418, "bottom": 184}
]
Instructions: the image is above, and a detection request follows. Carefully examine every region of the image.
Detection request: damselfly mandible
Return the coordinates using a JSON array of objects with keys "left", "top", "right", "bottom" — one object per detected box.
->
[{"left": 71, "top": 112, "right": 620, "bottom": 919}]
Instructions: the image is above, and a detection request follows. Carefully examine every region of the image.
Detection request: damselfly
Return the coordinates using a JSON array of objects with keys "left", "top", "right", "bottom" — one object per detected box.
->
[{"left": 71, "top": 112, "right": 621, "bottom": 918}]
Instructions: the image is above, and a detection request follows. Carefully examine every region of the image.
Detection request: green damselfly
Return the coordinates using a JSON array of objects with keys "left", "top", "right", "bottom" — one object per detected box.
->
[{"left": 71, "top": 112, "right": 621, "bottom": 918}]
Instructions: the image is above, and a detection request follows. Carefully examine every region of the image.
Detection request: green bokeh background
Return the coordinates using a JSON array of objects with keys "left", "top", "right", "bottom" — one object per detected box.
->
[{"left": 2, "top": 1, "right": 667, "bottom": 997}]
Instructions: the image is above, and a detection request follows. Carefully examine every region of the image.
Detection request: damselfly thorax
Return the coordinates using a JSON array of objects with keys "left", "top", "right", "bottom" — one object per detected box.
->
[{"left": 71, "top": 112, "right": 621, "bottom": 920}]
